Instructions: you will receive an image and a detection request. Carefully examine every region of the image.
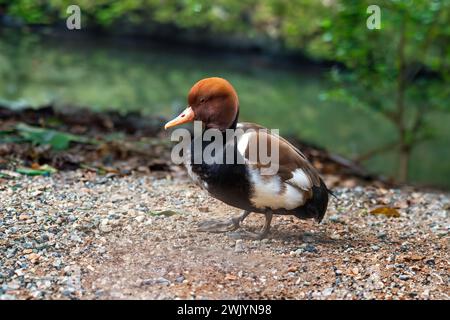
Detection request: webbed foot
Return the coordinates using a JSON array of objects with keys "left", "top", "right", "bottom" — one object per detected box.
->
[
  {"left": 227, "top": 212, "right": 273, "bottom": 240},
  {"left": 197, "top": 218, "right": 240, "bottom": 233},
  {"left": 197, "top": 210, "right": 251, "bottom": 233}
]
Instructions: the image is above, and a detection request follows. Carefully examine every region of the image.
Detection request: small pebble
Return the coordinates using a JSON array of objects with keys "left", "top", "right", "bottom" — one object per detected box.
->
[
  {"left": 235, "top": 240, "right": 244, "bottom": 253},
  {"left": 304, "top": 244, "right": 318, "bottom": 253},
  {"left": 99, "top": 224, "right": 113, "bottom": 233}
]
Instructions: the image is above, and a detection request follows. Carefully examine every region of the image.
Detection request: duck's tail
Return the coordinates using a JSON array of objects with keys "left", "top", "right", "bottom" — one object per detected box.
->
[
  {"left": 294, "top": 179, "right": 329, "bottom": 223},
  {"left": 312, "top": 179, "right": 330, "bottom": 223}
]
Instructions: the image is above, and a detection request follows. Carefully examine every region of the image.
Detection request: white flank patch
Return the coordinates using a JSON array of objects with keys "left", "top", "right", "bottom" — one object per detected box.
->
[
  {"left": 287, "top": 169, "right": 312, "bottom": 191},
  {"left": 248, "top": 169, "right": 304, "bottom": 210},
  {"left": 185, "top": 162, "right": 198, "bottom": 183},
  {"left": 236, "top": 131, "right": 253, "bottom": 158}
]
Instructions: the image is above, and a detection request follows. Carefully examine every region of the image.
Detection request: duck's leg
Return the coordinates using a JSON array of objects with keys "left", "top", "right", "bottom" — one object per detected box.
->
[
  {"left": 228, "top": 212, "right": 273, "bottom": 240},
  {"left": 197, "top": 210, "right": 251, "bottom": 233}
]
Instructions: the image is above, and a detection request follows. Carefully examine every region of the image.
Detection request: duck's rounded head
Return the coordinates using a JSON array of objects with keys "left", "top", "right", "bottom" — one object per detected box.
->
[{"left": 164, "top": 77, "right": 239, "bottom": 131}]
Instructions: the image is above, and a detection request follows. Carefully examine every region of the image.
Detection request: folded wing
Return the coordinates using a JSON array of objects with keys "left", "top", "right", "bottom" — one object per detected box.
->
[{"left": 236, "top": 122, "right": 322, "bottom": 211}]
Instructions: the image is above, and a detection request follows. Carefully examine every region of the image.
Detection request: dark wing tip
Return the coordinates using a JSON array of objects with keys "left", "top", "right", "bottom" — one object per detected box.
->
[{"left": 327, "top": 188, "right": 337, "bottom": 199}]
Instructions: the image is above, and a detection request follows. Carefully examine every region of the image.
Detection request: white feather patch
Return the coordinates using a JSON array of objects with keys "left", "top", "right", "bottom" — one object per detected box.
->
[
  {"left": 287, "top": 169, "right": 312, "bottom": 191},
  {"left": 184, "top": 148, "right": 203, "bottom": 188},
  {"left": 236, "top": 131, "right": 253, "bottom": 158},
  {"left": 185, "top": 162, "right": 198, "bottom": 182},
  {"left": 248, "top": 169, "right": 304, "bottom": 210}
]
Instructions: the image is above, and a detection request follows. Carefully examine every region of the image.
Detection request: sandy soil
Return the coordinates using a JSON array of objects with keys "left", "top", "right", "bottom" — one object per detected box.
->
[{"left": 0, "top": 170, "right": 449, "bottom": 300}]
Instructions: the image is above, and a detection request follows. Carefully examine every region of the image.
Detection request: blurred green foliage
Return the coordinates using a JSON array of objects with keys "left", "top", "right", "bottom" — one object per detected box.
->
[
  {"left": 1, "top": 33, "right": 449, "bottom": 187},
  {"left": 1, "top": 0, "right": 449, "bottom": 184},
  {"left": 316, "top": 1, "right": 449, "bottom": 181}
]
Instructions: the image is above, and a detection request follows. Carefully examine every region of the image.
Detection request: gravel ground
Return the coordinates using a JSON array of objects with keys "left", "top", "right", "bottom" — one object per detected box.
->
[{"left": 0, "top": 170, "right": 449, "bottom": 300}]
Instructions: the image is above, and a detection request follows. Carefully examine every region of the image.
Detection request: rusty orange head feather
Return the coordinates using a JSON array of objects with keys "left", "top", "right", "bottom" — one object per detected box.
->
[{"left": 164, "top": 77, "right": 239, "bottom": 131}]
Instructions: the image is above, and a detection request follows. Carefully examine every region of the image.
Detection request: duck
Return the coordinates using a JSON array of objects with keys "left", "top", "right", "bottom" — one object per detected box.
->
[{"left": 164, "top": 77, "right": 330, "bottom": 239}]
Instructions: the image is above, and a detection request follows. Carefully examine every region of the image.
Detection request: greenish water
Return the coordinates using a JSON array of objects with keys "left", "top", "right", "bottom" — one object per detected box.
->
[{"left": 1, "top": 32, "right": 449, "bottom": 188}]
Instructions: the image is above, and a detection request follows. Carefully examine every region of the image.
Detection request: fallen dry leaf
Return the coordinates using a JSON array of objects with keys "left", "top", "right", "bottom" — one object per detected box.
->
[
  {"left": 370, "top": 207, "right": 401, "bottom": 218},
  {"left": 402, "top": 254, "right": 424, "bottom": 262}
]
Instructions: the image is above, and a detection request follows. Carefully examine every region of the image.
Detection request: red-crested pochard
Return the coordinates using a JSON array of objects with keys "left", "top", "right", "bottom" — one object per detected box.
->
[{"left": 164, "top": 77, "right": 330, "bottom": 239}]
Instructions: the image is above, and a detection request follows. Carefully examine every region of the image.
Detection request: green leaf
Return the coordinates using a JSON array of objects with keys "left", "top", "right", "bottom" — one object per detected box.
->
[
  {"left": 16, "top": 165, "right": 57, "bottom": 176},
  {"left": 15, "top": 123, "right": 93, "bottom": 150},
  {"left": 148, "top": 210, "right": 179, "bottom": 217},
  {"left": 0, "top": 130, "right": 25, "bottom": 143}
]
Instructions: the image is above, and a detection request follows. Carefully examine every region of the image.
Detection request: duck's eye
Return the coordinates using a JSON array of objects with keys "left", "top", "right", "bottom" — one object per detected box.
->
[{"left": 200, "top": 97, "right": 206, "bottom": 103}]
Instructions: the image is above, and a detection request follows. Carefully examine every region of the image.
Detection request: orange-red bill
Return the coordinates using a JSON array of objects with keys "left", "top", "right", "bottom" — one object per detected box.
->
[{"left": 164, "top": 106, "right": 195, "bottom": 129}]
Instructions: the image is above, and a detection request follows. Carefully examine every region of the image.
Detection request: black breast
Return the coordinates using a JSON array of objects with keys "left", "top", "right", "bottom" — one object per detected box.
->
[{"left": 189, "top": 132, "right": 254, "bottom": 211}]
